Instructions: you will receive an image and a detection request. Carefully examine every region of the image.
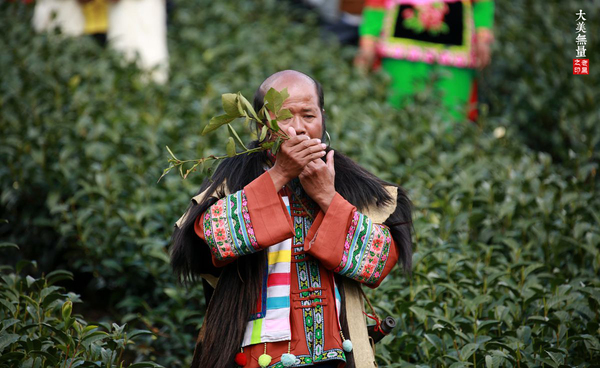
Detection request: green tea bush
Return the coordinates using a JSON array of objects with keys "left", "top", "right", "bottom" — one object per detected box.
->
[
  {"left": 0, "top": 245, "right": 160, "bottom": 368},
  {"left": 360, "top": 104, "right": 600, "bottom": 366},
  {"left": 1, "top": 0, "right": 599, "bottom": 366},
  {"left": 483, "top": 1, "right": 600, "bottom": 166}
]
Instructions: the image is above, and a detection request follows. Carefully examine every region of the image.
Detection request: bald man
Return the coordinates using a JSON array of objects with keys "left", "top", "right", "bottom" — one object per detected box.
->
[{"left": 171, "top": 70, "right": 413, "bottom": 368}]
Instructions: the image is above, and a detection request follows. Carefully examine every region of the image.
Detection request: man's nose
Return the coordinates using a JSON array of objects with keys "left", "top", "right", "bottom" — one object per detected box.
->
[{"left": 290, "top": 116, "right": 307, "bottom": 135}]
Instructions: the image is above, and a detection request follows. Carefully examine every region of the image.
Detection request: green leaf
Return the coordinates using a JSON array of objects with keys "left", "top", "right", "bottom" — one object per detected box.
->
[
  {"left": 41, "top": 289, "right": 64, "bottom": 308},
  {"left": 81, "top": 331, "right": 109, "bottom": 346},
  {"left": 424, "top": 333, "right": 444, "bottom": 352},
  {"left": 165, "top": 146, "right": 178, "bottom": 160},
  {"left": 157, "top": 165, "right": 175, "bottom": 183},
  {"left": 279, "top": 88, "right": 289, "bottom": 103},
  {"left": 0, "top": 352, "right": 25, "bottom": 363},
  {"left": 26, "top": 275, "right": 36, "bottom": 288},
  {"left": 449, "top": 363, "right": 472, "bottom": 368},
  {"left": 203, "top": 114, "right": 236, "bottom": 135},
  {"left": 461, "top": 343, "right": 479, "bottom": 361},
  {"left": 40, "top": 285, "right": 61, "bottom": 300},
  {"left": 239, "top": 93, "right": 260, "bottom": 121},
  {"left": 264, "top": 87, "right": 280, "bottom": 112},
  {"left": 545, "top": 351, "right": 564, "bottom": 365},
  {"left": 522, "top": 263, "right": 544, "bottom": 279},
  {"left": 259, "top": 106, "right": 269, "bottom": 122},
  {"left": 237, "top": 94, "right": 245, "bottom": 116},
  {"left": 276, "top": 108, "right": 293, "bottom": 121},
  {"left": 41, "top": 323, "right": 71, "bottom": 345},
  {"left": 259, "top": 125, "right": 269, "bottom": 142},
  {"left": 17, "top": 323, "right": 39, "bottom": 335},
  {"left": 0, "top": 334, "right": 19, "bottom": 351},
  {"left": 29, "top": 350, "right": 58, "bottom": 365},
  {"left": 409, "top": 306, "right": 430, "bottom": 322},
  {"left": 0, "top": 298, "right": 16, "bottom": 315},
  {"left": 127, "top": 330, "right": 153, "bottom": 340},
  {"left": 0, "top": 242, "right": 19, "bottom": 250},
  {"left": 227, "top": 124, "right": 248, "bottom": 150},
  {"left": 272, "top": 137, "right": 282, "bottom": 155},
  {"left": 271, "top": 118, "right": 280, "bottom": 132},
  {"left": 62, "top": 300, "right": 73, "bottom": 321},
  {"left": 0, "top": 318, "right": 20, "bottom": 333},
  {"left": 226, "top": 137, "right": 236, "bottom": 157},
  {"left": 20, "top": 294, "right": 39, "bottom": 308},
  {"left": 485, "top": 355, "right": 493, "bottom": 368},
  {"left": 222, "top": 93, "right": 240, "bottom": 117},
  {"left": 46, "top": 270, "right": 73, "bottom": 285},
  {"left": 16, "top": 259, "right": 36, "bottom": 274},
  {"left": 260, "top": 141, "right": 274, "bottom": 150}
]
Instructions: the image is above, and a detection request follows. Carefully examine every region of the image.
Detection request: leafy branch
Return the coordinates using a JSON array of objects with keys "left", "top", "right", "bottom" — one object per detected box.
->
[{"left": 158, "top": 88, "right": 292, "bottom": 182}]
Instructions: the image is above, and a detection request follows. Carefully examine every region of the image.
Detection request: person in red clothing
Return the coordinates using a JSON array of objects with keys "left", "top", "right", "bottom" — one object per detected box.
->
[{"left": 171, "top": 70, "right": 413, "bottom": 368}]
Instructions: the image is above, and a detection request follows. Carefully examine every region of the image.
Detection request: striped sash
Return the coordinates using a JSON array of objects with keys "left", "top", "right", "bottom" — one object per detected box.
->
[{"left": 242, "top": 197, "right": 293, "bottom": 346}]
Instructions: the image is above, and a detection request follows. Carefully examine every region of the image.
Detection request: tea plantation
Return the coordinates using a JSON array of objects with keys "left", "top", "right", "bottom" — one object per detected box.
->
[{"left": 1, "top": 0, "right": 599, "bottom": 367}]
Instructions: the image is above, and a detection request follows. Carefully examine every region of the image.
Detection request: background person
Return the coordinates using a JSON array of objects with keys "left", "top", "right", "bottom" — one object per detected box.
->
[{"left": 354, "top": 0, "right": 495, "bottom": 121}]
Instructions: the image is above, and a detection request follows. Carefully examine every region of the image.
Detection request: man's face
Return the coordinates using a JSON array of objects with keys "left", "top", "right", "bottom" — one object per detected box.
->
[{"left": 268, "top": 75, "right": 323, "bottom": 140}]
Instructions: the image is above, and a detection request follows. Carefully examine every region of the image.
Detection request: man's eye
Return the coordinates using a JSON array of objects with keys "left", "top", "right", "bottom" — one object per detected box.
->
[{"left": 304, "top": 115, "right": 315, "bottom": 119}]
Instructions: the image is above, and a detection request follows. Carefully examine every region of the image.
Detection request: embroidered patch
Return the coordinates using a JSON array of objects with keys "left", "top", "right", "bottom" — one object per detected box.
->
[
  {"left": 203, "top": 190, "right": 259, "bottom": 261},
  {"left": 334, "top": 211, "right": 360, "bottom": 273},
  {"left": 333, "top": 211, "right": 393, "bottom": 285}
]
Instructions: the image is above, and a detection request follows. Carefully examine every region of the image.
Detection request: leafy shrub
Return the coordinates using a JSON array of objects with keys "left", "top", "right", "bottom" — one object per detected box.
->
[
  {"left": 483, "top": 1, "right": 600, "bottom": 166},
  {"left": 0, "top": 0, "right": 599, "bottom": 367},
  {"left": 0, "top": 245, "right": 161, "bottom": 368},
  {"left": 361, "top": 104, "right": 600, "bottom": 366}
]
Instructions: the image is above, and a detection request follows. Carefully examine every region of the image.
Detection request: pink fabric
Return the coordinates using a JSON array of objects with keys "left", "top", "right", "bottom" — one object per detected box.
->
[{"left": 268, "top": 272, "right": 291, "bottom": 287}]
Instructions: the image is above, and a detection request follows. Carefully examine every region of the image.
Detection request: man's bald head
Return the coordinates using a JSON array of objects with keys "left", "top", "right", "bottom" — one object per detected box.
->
[
  {"left": 258, "top": 70, "right": 317, "bottom": 96},
  {"left": 252, "top": 70, "right": 327, "bottom": 141},
  {"left": 254, "top": 70, "right": 324, "bottom": 112}
]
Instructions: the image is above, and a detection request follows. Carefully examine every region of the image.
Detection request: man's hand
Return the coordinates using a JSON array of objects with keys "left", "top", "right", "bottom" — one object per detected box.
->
[
  {"left": 474, "top": 29, "right": 494, "bottom": 70},
  {"left": 354, "top": 36, "right": 377, "bottom": 73},
  {"left": 268, "top": 127, "right": 327, "bottom": 191},
  {"left": 299, "top": 150, "right": 336, "bottom": 213}
]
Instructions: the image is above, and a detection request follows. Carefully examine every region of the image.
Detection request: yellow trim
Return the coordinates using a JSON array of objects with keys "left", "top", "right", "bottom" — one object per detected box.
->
[
  {"left": 82, "top": 0, "right": 108, "bottom": 35},
  {"left": 268, "top": 250, "right": 292, "bottom": 265}
]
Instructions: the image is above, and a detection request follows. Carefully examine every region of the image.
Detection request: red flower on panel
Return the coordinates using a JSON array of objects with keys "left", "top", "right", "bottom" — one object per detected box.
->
[{"left": 402, "top": 2, "right": 450, "bottom": 35}]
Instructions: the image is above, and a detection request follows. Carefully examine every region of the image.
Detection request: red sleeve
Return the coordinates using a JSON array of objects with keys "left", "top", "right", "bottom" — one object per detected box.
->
[
  {"left": 194, "top": 171, "right": 294, "bottom": 267},
  {"left": 305, "top": 193, "right": 398, "bottom": 288}
]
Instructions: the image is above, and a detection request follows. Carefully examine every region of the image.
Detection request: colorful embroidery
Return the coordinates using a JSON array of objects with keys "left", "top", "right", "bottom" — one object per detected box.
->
[
  {"left": 334, "top": 211, "right": 361, "bottom": 273},
  {"left": 240, "top": 191, "right": 259, "bottom": 251},
  {"left": 308, "top": 261, "right": 325, "bottom": 358},
  {"left": 333, "top": 211, "right": 393, "bottom": 286},
  {"left": 267, "top": 349, "right": 345, "bottom": 368},
  {"left": 380, "top": 0, "right": 475, "bottom": 67},
  {"left": 203, "top": 190, "right": 259, "bottom": 261},
  {"left": 402, "top": 2, "right": 450, "bottom": 35}
]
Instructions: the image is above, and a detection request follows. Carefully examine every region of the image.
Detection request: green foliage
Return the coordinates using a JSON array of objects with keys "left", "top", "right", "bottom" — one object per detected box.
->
[
  {"left": 0, "top": 0, "right": 598, "bottom": 367},
  {"left": 362, "top": 104, "right": 600, "bottom": 366},
  {"left": 161, "top": 88, "right": 292, "bottom": 181},
  {"left": 0, "top": 255, "right": 161, "bottom": 368},
  {"left": 484, "top": 1, "right": 600, "bottom": 166}
]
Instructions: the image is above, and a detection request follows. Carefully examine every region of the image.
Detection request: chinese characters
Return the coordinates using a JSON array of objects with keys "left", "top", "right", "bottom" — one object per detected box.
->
[{"left": 573, "top": 9, "right": 589, "bottom": 75}]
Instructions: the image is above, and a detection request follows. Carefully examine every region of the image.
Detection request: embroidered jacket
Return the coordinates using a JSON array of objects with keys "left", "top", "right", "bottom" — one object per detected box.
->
[
  {"left": 195, "top": 172, "right": 398, "bottom": 367},
  {"left": 193, "top": 172, "right": 399, "bottom": 367}
]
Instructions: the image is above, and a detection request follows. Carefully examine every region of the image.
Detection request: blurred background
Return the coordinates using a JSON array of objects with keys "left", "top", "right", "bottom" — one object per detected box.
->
[{"left": 1, "top": 0, "right": 599, "bottom": 367}]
